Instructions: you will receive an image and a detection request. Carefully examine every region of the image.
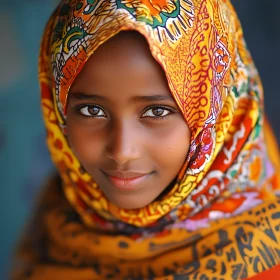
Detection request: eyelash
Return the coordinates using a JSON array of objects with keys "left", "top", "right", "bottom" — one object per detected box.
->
[
  {"left": 141, "top": 105, "right": 175, "bottom": 120},
  {"left": 77, "top": 104, "right": 107, "bottom": 118},
  {"left": 75, "top": 104, "right": 176, "bottom": 120}
]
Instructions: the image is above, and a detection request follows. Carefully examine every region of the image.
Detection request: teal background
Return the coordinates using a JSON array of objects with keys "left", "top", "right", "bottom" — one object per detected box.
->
[
  {"left": 0, "top": 1, "right": 58, "bottom": 278},
  {"left": 0, "top": 1, "right": 279, "bottom": 279}
]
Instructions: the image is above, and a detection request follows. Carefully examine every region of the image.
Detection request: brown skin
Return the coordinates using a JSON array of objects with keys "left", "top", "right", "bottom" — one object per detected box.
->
[{"left": 66, "top": 31, "right": 191, "bottom": 209}]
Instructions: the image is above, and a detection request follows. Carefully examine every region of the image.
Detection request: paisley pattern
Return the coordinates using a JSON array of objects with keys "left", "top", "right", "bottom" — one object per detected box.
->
[
  {"left": 116, "top": 0, "right": 195, "bottom": 40},
  {"left": 11, "top": 0, "right": 280, "bottom": 279}
]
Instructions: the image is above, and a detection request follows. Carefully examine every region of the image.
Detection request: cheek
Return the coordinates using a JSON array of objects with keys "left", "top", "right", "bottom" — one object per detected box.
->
[
  {"left": 149, "top": 122, "right": 191, "bottom": 171},
  {"left": 66, "top": 123, "right": 105, "bottom": 166}
]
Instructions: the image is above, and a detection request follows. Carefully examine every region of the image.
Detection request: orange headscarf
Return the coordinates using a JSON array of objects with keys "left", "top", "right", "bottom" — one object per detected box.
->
[{"left": 12, "top": 0, "right": 280, "bottom": 279}]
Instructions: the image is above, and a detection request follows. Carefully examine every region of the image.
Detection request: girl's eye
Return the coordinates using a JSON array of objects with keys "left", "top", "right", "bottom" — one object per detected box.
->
[
  {"left": 79, "top": 105, "right": 106, "bottom": 117},
  {"left": 142, "top": 106, "right": 173, "bottom": 118}
]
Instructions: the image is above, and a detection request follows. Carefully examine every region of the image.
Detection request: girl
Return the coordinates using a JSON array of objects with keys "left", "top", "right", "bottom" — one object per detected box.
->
[{"left": 12, "top": 0, "right": 280, "bottom": 279}]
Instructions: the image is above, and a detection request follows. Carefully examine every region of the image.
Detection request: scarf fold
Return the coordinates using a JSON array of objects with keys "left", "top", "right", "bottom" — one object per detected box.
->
[{"left": 12, "top": 0, "right": 280, "bottom": 279}]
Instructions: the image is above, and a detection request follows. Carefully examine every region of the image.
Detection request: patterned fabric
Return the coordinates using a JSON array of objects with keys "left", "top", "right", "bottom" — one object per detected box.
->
[{"left": 12, "top": 0, "right": 280, "bottom": 279}]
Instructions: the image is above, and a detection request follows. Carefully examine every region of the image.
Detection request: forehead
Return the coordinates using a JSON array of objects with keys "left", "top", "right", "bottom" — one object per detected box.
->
[
  {"left": 69, "top": 31, "right": 171, "bottom": 100},
  {"left": 77, "top": 31, "right": 157, "bottom": 73}
]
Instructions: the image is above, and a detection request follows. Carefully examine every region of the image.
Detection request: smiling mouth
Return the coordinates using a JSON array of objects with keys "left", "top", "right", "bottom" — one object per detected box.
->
[{"left": 101, "top": 170, "right": 152, "bottom": 191}]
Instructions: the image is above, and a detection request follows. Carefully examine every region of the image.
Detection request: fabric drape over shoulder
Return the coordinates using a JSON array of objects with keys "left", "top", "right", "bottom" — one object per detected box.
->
[{"left": 12, "top": 0, "right": 280, "bottom": 279}]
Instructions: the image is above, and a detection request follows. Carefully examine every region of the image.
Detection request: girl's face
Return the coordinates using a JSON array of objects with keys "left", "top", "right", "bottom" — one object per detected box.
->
[{"left": 66, "top": 32, "right": 191, "bottom": 209}]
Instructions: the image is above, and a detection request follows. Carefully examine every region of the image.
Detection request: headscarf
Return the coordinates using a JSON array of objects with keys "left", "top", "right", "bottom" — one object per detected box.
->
[{"left": 12, "top": 0, "right": 280, "bottom": 279}]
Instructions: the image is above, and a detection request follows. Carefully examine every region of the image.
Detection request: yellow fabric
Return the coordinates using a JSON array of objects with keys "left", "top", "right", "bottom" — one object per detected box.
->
[{"left": 12, "top": 0, "right": 280, "bottom": 279}]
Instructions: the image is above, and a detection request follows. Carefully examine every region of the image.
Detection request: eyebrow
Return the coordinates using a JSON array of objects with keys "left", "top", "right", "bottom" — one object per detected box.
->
[
  {"left": 132, "top": 95, "right": 175, "bottom": 102},
  {"left": 68, "top": 92, "right": 175, "bottom": 103},
  {"left": 68, "top": 93, "right": 106, "bottom": 101}
]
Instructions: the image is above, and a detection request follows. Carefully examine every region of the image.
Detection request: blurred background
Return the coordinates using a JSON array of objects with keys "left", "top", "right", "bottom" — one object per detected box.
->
[{"left": 0, "top": 1, "right": 279, "bottom": 279}]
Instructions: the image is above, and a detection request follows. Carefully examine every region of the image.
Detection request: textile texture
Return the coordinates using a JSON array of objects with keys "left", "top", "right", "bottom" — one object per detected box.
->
[{"left": 12, "top": 0, "right": 280, "bottom": 279}]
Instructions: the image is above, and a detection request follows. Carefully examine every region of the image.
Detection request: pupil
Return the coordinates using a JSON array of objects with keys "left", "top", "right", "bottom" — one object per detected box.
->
[
  {"left": 153, "top": 108, "right": 164, "bottom": 116},
  {"left": 88, "top": 106, "right": 100, "bottom": 115}
]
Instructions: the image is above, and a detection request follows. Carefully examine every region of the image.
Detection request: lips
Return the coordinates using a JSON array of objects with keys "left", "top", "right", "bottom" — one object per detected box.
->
[{"left": 101, "top": 170, "right": 151, "bottom": 191}]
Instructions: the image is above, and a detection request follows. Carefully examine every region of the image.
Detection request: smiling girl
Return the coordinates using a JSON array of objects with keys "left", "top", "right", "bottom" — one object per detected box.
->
[
  {"left": 66, "top": 31, "right": 191, "bottom": 209},
  {"left": 12, "top": 0, "right": 280, "bottom": 279}
]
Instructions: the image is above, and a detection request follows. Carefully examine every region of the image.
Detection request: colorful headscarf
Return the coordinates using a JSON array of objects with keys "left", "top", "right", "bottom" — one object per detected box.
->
[{"left": 12, "top": 0, "right": 280, "bottom": 279}]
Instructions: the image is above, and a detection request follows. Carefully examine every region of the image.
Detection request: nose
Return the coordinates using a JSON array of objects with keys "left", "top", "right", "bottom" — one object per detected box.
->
[{"left": 105, "top": 119, "right": 141, "bottom": 165}]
